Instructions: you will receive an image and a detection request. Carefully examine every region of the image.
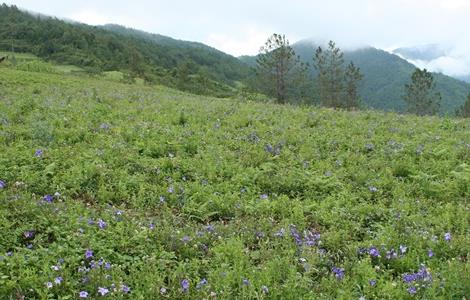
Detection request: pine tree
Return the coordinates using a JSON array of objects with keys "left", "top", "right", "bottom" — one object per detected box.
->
[
  {"left": 456, "top": 93, "right": 470, "bottom": 118},
  {"left": 344, "top": 62, "right": 363, "bottom": 110},
  {"left": 313, "top": 41, "right": 344, "bottom": 107},
  {"left": 403, "top": 68, "right": 441, "bottom": 116},
  {"left": 256, "top": 34, "right": 307, "bottom": 104},
  {"left": 313, "top": 41, "right": 363, "bottom": 109}
]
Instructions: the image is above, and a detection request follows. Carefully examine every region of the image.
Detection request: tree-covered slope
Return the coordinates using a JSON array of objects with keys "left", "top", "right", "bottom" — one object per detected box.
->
[
  {"left": 292, "top": 41, "right": 470, "bottom": 114},
  {"left": 0, "top": 4, "right": 250, "bottom": 85},
  {"left": 241, "top": 40, "right": 470, "bottom": 113}
]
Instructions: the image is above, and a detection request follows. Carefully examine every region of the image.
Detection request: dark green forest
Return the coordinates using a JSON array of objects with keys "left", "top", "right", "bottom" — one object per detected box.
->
[{"left": 0, "top": 4, "right": 250, "bottom": 96}]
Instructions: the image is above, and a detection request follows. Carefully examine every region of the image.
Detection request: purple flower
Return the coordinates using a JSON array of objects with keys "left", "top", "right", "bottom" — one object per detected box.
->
[
  {"left": 369, "top": 247, "right": 380, "bottom": 257},
  {"left": 98, "top": 287, "right": 109, "bottom": 296},
  {"left": 149, "top": 223, "right": 155, "bottom": 229},
  {"left": 262, "top": 285, "right": 269, "bottom": 294},
  {"left": 206, "top": 224, "right": 215, "bottom": 233},
  {"left": 79, "top": 291, "right": 89, "bottom": 298},
  {"left": 121, "top": 285, "right": 130, "bottom": 293},
  {"left": 407, "top": 286, "right": 417, "bottom": 295},
  {"left": 87, "top": 219, "right": 94, "bottom": 225},
  {"left": 332, "top": 267, "right": 345, "bottom": 280},
  {"left": 260, "top": 194, "right": 268, "bottom": 200},
  {"left": 85, "top": 249, "right": 93, "bottom": 259},
  {"left": 386, "top": 249, "right": 397, "bottom": 260},
  {"left": 43, "top": 195, "right": 53, "bottom": 203},
  {"left": 428, "top": 249, "right": 434, "bottom": 258},
  {"left": 242, "top": 278, "right": 250, "bottom": 285},
  {"left": 115, "top": 210, "right": 123, "bottom": 216},
  {"left": 181, "top": 236, "right": 191, "bottom": 243},
  {"left": 444, "top": 232, "right": 451, "bottom": 242},
  {"left": 54, "top": 277, "right": 63, "bottom": 285},
  {"left": 289, "top": 225, "right": 303, "bottom": 246},
  {"left": 255, "top": 231, "right": 265, "bottom": 239},
  {"left": 168, "top": 186, "right": 174, "bottom": 193},
  {"left": 160, "top": 287, "right": 167, "bottom": 295},
  {"left": 274, "top": 228, "right": 285, "bottom": 237},
  {"left": 399, "top": 245, "right": 407, "bottom": 255},
  {"left": 26, "top": 243, "right": 33, "bottom": 249},
  {"left": 51, "top": 265, "right": 60, "bottom": 271},
  {"left": 97, "top": 219, "right": 107, "bottom": 229},
  {"left": 35, "top": 149, "right": 43, "bottom": 157},
  {"left": 46, "top": 282, "right": 53, "bottom": 289},
  {"left": 196, "top": 278, "right": 208, "bottom": 289},
  {"left": 304, "top": 231, "right": 320, "bottom": 247},
  {"left": 403, "top": 273, "right": 416, "bottom": 284},
  {"left": 0, "top": 180, "right": 5, "bottom": 189},
  {"left": 104, "top": 262, "right": 111, "bottom": 270},
  {"left": 369, "top": 279, "right": 377, "bottom": 287},
  {"left": 24, "top": 231, "right": 35, "bottom": 239},
  {"left": 369, "top": 186, "right": 378, "bottom": 193},
  {"left": 181, "top": 279, "right": 190, "bottom": 293}
]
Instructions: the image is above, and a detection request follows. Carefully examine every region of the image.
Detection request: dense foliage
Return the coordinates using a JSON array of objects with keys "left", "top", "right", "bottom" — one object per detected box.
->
[
  {"left": 1, "top": 67, "right": 469, "bottom": 299},
  {"left": 0, "top": 4, "right": 250, "bottom": 96},
  {"left": 456, "top": 93, "right": 470, "bottom": 118},
  {"left": 242, "top": 41, "right": 470, "bottom": 114},
  {"left": 403, "top": 69, "right": 441, "bottom": 116},
  {"left": 313, "top": 41, "right": 363, "bottom": 109},
  {"left": 256, "top": 34, "right": 309, "bottom": 104}
]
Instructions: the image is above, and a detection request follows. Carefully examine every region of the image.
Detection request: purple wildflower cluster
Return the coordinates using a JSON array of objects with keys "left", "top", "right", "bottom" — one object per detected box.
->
[
  {"left": 288, "top": 225, "right": 321, "bottom": 247},
  {"left": 403, "top": 265, "right": 432, "bottom": 295},
  {"left": 79, "top": 250, "right": 130, "bottom": 297},
  {"left": 0, "top": 180, "right": 5, "bottom": 189},
  {"left": 332, "top": 267, "right": 345, "bottom": 280},
  {"left": 359, "top": 245, "right": 408, "bottom": 260}
]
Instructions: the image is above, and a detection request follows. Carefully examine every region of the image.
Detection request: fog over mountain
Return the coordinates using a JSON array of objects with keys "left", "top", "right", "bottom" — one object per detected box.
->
[{"left": 392, "top": 44, "right": 470, "bottom": 81}]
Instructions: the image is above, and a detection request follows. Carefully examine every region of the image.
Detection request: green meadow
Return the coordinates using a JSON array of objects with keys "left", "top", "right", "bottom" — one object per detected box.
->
[{"left": 0, "top": 67, "right": 469, "bottom": 299}]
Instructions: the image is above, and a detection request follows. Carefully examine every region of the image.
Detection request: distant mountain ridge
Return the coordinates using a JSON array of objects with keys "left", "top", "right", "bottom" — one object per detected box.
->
[
  {"left": 241, "top": 40, "right": 470, "bottom": 113},
  {"left": 0, "top": 4, "right": 250, "bottom": 89}
]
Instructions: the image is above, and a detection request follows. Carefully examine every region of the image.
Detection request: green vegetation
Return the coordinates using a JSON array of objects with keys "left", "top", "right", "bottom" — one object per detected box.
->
[
  {"left": 0, "top": 4, "right": 250, "bottom": 97},
  {"left": 269, "top": 41, "right": 470, "bottom": 114},
  {"left": 255, "top": 34, "right": 309, "bottom": 104},
  {"left": 313, "top": 41, "right": 363, "bottom": 109},
  {"left": 456, "top": 93, "right": 470, "bottom": 118},
  {"left": 403, "top": 68, "right": 441, "bottom": 116},
  {"left": 1, "top": 66, "right": 469, "bottom": 299}
]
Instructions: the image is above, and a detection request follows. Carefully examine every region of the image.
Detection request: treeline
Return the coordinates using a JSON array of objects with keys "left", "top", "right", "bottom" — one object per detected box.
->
[
  {"left": 253, "top": 33, "right": 470, "bottom": 116},
  {"left": 0, "top": 4, "right": 250, "bottom": 97}
]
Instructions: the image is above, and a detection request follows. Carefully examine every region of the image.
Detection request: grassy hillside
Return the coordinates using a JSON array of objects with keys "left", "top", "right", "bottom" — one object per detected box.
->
[
  {"left": 0, "top": 4, "right": 250, "bottom": 90},
  {"left": 0, "top": 67, "right": 469, "bottom": 299}
]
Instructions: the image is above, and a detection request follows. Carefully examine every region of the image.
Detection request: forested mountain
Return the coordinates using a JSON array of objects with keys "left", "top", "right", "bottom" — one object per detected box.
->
[
  {"left": 241, "top": 40, "right": 470, "bottom": 113},
  {"left": 0, "top": 4, "right": 250, "bottom": 88}
]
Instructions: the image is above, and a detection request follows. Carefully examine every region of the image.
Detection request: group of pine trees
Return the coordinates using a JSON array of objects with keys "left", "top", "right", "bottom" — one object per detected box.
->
[
  {"left": 256, "top": 33, "right": 470, "bottom": 117},
  {"left": 255, "top": 34, "right": 363, "bottom": 110}
]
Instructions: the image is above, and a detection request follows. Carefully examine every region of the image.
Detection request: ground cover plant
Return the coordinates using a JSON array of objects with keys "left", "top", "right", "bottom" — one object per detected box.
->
[{"left": 0, "top": 67, "right": 469, "bottom": 299}]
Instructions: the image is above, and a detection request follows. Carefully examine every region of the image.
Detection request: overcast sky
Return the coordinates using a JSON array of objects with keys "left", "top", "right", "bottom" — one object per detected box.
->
[{"left": 4, "top": 0, "right": 470, "bottom": 76}]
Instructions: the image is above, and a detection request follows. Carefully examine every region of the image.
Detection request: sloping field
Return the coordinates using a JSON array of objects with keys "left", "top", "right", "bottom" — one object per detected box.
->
[{"left": 0, "top": 68, "right": 469, "bottom": 299}]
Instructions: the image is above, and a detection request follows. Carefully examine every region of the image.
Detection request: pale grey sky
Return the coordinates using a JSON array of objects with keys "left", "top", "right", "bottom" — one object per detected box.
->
[{"left": 4, "top": 0, "right": 470, "bottom": 76}]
